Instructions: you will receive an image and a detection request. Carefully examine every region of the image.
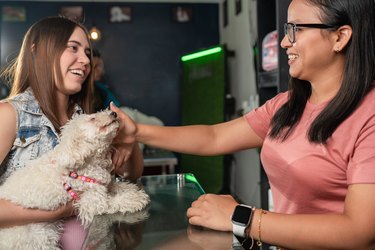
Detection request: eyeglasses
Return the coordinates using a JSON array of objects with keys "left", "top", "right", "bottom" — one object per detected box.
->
[{"left": 284, "top": 23, "right": 335, "bottom": 43}]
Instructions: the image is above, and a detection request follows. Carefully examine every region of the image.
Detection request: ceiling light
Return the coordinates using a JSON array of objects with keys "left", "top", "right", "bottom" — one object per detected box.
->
[{"left": 89, "top": 26, "right": 101, "bottom": 41}]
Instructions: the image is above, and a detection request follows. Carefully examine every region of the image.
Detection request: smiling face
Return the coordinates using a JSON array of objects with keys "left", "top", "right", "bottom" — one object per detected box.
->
[
  {"left": 280, "top": 0, "right": 338, "bottom": 82},
  {"left": 57, "top": 27, "right": 91, "bottom": 96}
]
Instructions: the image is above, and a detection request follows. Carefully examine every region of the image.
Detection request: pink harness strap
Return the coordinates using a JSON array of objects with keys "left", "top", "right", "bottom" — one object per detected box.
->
[{"left": 63, "top": 171, "right": 100, "bottom": 200}]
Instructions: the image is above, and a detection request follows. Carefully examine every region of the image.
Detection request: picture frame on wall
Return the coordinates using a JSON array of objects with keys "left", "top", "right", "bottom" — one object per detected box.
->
[
  {"left": 59, "top": 6, "right": 84, "bottom": 23},
  {"left": 172, "top": 6, "right": 193, "bottom": 23},
  {"left": 235, "top": 0, "right": 242, "bottom": 15},
  {"left": 2, "top": 6, "right": 26, "bottom": 22},
  {"left": 109, "top": 6, "right": 132, "bottom": 23}
]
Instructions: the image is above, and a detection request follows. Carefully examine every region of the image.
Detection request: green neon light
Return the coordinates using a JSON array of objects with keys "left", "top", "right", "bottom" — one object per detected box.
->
[
  {"left": 181, "top": 46, "right": 222, "bottom": 61},
  {"left": 185, "top": 173, "right": 206, "bottom": 194},
  {"left": 185, "top": 173, "right": 198, "bottom": 183}
]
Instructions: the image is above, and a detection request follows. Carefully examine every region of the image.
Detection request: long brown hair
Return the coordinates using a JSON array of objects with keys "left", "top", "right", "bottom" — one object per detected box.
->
[{"left": 3, "top": 16, "right": 94, "bottom": 132}]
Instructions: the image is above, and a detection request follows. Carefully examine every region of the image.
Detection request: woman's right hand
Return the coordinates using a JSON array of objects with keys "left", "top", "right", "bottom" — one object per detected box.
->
[
  {"left": 186, "top": 194, "right": 238, "bottom": 232},
  {"left": 36, "top": 200, "right": 77, "bottom": 223},
  {"left": 53, "top": 200, "right": 77, "bottom": 219},
  {"left": 0, "top": 199, "right": 77, "bottom": 228}
]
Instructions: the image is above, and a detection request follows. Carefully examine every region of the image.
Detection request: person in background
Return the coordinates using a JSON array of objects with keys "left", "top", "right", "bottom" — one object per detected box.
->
[
  {"left": 0, "top": 82, "right": 9, "bottom": 99},
  {"left": 0, "top": 16, "right": 143, "bottom": 250},
  {"left": 92, "top": 48, "right": 164, "bottom": 150},
  {"left": 92, "top": 48, "right": 121, "bottom": 111},
  {"left": 111, "top": 0, "right": 375, "bottom": 248}
]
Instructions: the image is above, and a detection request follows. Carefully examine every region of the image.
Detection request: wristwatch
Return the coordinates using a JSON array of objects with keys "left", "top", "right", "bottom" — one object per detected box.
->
[{"left": 231, "top": 204, "right": 254, "bottom": 238}]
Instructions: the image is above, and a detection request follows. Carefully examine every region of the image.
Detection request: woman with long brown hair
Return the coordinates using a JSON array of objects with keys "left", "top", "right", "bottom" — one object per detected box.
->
[{"left": 0, "top": 16, "right": 143, "bottom": 249}]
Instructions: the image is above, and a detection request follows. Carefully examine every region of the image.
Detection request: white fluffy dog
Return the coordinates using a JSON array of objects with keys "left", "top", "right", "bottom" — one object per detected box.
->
[{"left": 0, "top": 110, "right": 150, "bottom": 250}]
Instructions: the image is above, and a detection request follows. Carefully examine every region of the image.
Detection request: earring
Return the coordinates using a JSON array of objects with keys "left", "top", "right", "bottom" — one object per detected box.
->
[{"left": 335, "top": 47, "right": 341, "bottom": 53}]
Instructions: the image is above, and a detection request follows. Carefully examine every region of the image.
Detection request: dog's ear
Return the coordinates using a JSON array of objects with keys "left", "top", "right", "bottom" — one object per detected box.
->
[
  {"left": 57, "top": 138, "right": 98, "bottom": 171},
  {"left": 55, "top": 151, "right": 92, "bottom": 172}
]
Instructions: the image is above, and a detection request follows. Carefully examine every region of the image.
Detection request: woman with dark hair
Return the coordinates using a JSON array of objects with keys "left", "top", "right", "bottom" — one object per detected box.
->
[
  {"left": 111, "top": 0, "right": 375, "bottom": 248},
  {"left": 0, "top": 16, "right": 143, "bottom": 249}
]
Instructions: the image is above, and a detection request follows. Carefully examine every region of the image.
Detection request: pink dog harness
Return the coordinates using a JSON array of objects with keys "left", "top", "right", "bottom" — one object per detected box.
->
[{"left": 63, "top": 171, "right": 100, "bottom": 200}]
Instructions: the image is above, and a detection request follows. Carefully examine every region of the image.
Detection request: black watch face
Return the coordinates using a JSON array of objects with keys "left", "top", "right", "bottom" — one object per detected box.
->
[{"left": 232, "top": 205, "right": 251, "bottom": 224}]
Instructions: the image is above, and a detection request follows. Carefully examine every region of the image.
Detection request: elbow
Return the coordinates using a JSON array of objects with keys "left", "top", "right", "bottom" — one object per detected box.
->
[
  {"left": 345, "top": 230, "right": 375, "bottom": 250},
  {"left": 359, "top": 237, "right": 375, "bottom": 250},
  {"left": 349, "top": 242, "right": 375, "bottom": 250}
]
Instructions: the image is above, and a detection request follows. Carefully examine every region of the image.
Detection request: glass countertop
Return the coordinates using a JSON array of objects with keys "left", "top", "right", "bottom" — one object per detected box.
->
[{"left": 82, "top": 174, "right": 237, "bottom": 250}]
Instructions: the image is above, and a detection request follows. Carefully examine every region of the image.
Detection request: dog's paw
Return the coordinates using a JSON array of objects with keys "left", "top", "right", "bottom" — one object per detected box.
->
[
  {"left": 107, "top": 182, "right": 150, "bottom": 214},
  {"left": 77, "top": 190, "right": 110, "bottom": 227}
]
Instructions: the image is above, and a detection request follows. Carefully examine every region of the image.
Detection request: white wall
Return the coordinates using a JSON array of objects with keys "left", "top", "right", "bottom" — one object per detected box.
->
[{"left": 219, "top": 0, "right": 261, "bottom": 207}]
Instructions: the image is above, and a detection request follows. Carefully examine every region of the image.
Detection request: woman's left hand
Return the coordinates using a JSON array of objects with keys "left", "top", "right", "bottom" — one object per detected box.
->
[
  {"left": 186, "top": 194, "right": 238, "bottom": 232},
  {"left": 110, "top": 144, "right": 134, "bottom": 175}
]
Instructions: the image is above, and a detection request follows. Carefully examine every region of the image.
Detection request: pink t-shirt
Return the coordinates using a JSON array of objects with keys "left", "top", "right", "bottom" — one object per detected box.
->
[{"left": 245, "top": 89, "right": 375, "bottom": 214}]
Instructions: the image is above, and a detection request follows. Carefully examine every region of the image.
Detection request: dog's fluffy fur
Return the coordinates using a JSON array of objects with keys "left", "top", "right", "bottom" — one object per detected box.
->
[{"left": 0, "top": 110, "right": 150, "bottom": 250}]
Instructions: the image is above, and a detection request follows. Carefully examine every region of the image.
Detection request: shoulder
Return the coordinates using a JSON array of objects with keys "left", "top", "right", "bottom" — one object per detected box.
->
[
  {"left": 6, "top": 89, "right": 42, "bottom": 114},
  {"left": 0, "top": 102, "right": 17, "bottom": 137},
  {"left": 356, "top": 87, "right": 375, "bottom": 114},
  {"left": 0, "top": 102, "right": 16, "bottom": 118},
  {"left": 257, "top": 91, "right": 289, "bottom": 116},
  {"left": 267, "top": 91, "right": 289, "bottom": 106},
  {"left": 363, "top": 86, "right": 375, "bottom": 104},
  {"left": 244, "top": 91, "right": 288, "bottom": 118},
  {"left": 243, "top": 92, "right": 289, "bottom": 137},
  {"left": 342, "top": 87, "right": 375, "bottom": 132},
  {"left": 0, "top": 102, "right": 17, "bottom": 165}
]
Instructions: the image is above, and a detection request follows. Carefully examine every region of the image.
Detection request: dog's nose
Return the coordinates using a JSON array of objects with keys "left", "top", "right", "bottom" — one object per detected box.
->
[{"left": 110, "top": 112, "right": 117, "bottom": 118}]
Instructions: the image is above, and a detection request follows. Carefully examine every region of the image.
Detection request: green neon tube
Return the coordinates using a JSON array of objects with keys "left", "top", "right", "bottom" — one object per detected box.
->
[
  {"left": 181, "top": 46, "right": 222, "bottom": 61},
  {"left": 184, "top": 173, "right": 206, "bottom": 194}
]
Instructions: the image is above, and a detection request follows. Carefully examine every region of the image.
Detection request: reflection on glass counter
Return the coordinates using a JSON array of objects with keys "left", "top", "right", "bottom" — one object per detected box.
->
[{"left": 81, "top": 174, "right": 240, "bottom": 250}]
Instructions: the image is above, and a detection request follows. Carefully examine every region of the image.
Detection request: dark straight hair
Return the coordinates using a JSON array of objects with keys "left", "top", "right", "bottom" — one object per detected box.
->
[{"left": 269, "top": 0, "right": 375, "bottom": 143}]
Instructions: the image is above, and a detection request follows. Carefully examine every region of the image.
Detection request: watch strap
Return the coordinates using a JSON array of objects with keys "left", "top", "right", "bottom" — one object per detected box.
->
[
  {"left": 232, "top": 222, "right": 247, "bottom": 237},
  {"left": 231, "top": 204, "right": 254, "bottom": 238}
]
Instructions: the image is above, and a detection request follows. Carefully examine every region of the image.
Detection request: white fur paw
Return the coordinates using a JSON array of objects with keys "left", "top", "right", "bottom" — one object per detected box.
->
[
  {"left": 78, "top": 190, "right": 110, "bottom": 227},
  {"left": 107, "top": 182, "right": 150, "bottom": 214}
]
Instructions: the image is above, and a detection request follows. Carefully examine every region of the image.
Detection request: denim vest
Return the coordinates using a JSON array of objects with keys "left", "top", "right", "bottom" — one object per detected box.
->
[{"left": 0, "top": 89, "right": 82, "bottom": 184}]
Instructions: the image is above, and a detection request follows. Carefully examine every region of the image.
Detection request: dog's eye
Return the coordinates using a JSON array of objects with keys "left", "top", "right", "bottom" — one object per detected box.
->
[{"left": 90, "top": 117, "right": 95, "bottom": 121}]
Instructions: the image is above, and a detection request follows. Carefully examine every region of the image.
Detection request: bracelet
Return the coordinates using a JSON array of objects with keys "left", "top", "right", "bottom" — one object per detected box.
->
[
  {"left": 256, "top": 209, "right": 267, "bottom": 247},
  {"left": 244, "top": 206, "right": 257, "bottom": 236},
  {"left": 241, "top": 206, "right": 256, "bottom": 249}
]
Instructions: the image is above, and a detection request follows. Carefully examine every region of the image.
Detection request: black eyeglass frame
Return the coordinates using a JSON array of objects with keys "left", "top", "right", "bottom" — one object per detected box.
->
[{"left": 284, "top": 23, "right": 335, "bottom": 43}]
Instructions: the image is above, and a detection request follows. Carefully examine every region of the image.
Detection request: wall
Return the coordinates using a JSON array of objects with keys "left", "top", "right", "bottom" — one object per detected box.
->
[
  {"left": 219, "top": 0, "right": 261, "bottom": 207},
  {"left": 0, "top": 1, "right": 219, "bottom": 126}
]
